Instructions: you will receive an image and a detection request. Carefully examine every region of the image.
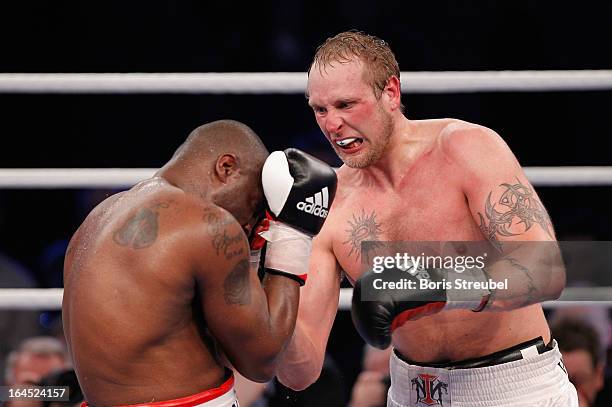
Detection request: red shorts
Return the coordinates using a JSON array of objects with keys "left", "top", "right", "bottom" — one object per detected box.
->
[{"left": 81, "top": 374, "right": 237, "bottom": 407}]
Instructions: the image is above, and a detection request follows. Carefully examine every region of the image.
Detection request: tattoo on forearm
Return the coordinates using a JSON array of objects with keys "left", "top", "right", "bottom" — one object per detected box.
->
[
  {"left": 343, "top": 209, "right": 383, "bottom": 260},
  {"left": 504, "top": 257, "right": 538, "bottom": 306},
  {"left": 113, "top": 207, "right": 159, "bottom": 249},
  {"left": 223, "top": 259, "right": 251, "bottom": 305},
  {"left": 481, "top": 267, "right": 497, "bottom": 310},
  {"left": 478, "top": 179, "right": 553, "bottom": 251}
]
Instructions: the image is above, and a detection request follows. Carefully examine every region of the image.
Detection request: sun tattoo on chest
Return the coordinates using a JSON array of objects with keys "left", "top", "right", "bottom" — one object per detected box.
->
[{"left": 343, "top": 209, "right": 383, "bottom": 260}]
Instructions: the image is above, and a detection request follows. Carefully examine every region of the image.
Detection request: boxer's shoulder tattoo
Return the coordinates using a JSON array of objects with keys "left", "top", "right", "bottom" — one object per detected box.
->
[
  {"left": 223, "top": 259, "right": 251, "bottom": 305},
  {"left": 113, "top": 207, "right": 158, "bottom": 249},
  {"left": 212, "top": 230, "right": 245, "bottom": 260},
  {"left": 203, "top": 207, "right": 237, "bottom": 236},
  {"left": 477, "top": 178, "right": 553, "bottom": 251},
  {"left": 203, "top": 208, "right": 246, "bottom": 260},
  {"left": 343, "top": 209, "right": 383, "bottom": 260}
]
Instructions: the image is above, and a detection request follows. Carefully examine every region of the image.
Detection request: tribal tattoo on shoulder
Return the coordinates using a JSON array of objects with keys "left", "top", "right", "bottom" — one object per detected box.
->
[
  {"left": 343, "top": 209, "right": 383, "bottom": 260},
  {"left": 478, "top": 178, "right": 553, "bottom": 251}
]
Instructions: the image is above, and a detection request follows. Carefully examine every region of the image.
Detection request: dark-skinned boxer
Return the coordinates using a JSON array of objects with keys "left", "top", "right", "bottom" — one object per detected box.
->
[{"left": 63, "top": 120, "right": 336, "bottom": 407}]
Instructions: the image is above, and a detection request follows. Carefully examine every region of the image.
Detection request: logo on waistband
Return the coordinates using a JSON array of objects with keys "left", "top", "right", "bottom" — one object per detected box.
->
[{"left": 411, "top": 373, "right": 448, "bottom": 406}]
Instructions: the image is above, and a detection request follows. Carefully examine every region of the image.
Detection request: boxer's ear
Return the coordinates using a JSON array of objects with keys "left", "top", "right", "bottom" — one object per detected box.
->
[
  {"left": 214, "top": 154, "right": 239, "bottom": 183},
  {"left": 383, "top": 76, "right": 401, "bottom": 111}
]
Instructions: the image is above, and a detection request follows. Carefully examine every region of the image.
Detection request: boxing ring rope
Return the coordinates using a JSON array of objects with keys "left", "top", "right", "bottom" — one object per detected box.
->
[
  {"left": 1, "top": 288, "right": 612, "bottom": 311},
  {"left": 0, "top": 70, "right": 611, "bottom": 94},
  {"left": 1, "top": 167, "right": 609, "bottom": 310},
  {"left": 1, "top": 70, "right": 611, "bottom": 311},
  {"left": 0, "top": 166, "right": 611, "bottom": 188}
]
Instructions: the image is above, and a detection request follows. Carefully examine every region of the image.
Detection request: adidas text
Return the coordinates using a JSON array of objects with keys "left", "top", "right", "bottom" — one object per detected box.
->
[{"left": 296, "top": 202, "right": 328, "bottom": 218}]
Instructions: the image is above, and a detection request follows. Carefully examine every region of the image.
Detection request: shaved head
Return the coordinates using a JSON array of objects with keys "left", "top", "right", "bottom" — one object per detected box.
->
[
  {"left": 174, "top": 120, "right": 268, "bottom": 166},
  {"left": 163, "top": 119, "right": 269, "bottom": 228}
]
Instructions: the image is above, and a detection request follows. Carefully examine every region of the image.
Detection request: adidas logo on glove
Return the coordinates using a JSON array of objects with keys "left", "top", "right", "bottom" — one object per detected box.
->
[
  {"left": 262, "top": 148, "right": 337, "bottom": 236},
  {"left": 296, "top": 187, "right": 330, "bottom": 218}
]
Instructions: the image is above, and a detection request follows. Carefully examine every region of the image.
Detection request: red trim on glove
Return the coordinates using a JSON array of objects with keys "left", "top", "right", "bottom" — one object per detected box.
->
[
  {"left": 391, "top": 302, "right": 446, "bottom": 331},
  {"left": 472, "top": 294, "right": 491, "bottom": 312},
  {"left": 250, "top": 218, "right": 270, "bottom": 251}
]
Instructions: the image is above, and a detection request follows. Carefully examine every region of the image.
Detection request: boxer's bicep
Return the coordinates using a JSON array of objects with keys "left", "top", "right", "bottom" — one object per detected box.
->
[
  {"left": 449, "top": 127, "right": 564, "bottom": 307},
  {"left": 444, "top": 126, "right": 555, "bottom": 249},
  {"left": 464, "top": 168, "right": 564, "bottom": 306},
  {"left": 195, "top": 209, "right": 276, "bottom": 374},
  {"left": 467, "top": 174, "right": 554, "bottom": 247}
]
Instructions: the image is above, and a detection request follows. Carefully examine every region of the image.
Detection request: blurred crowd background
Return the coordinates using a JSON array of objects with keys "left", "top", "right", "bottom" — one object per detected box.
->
[{"left": 0, "top": 1, "right": 611, "bottom": 406}]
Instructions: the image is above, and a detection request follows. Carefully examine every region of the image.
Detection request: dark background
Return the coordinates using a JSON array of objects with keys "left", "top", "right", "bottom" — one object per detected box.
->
[{"left": 0, "top": 0, "right": 611, "bottom": 399}]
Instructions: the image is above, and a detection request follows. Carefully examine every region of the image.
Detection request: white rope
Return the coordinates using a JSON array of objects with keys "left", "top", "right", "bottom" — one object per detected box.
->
[
  {"left": 0, "top": 71, "right": 611, "bottom": 93},
  {"left": 525, "top": 167, "right": 612, "bottom": 186},
  {"left": 0, "top": 289, "right": 63, "bottom": 310},
  {"left": 340, "top": 287, "right": 612, "bottom": 310},
  {"left": 0, "top": 167, "right": 610, "bottom": 188},
  {"left": 0, "top": 168, "right": 156, "bottom": 188},
  {"left": 0, "top": 288, "right": 609, "bottom": 310}
]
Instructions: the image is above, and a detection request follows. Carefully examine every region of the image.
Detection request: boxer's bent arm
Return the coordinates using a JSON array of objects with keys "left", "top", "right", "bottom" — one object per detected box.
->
[
  {"left": 276, "top": 233, "right": 341, "bottom": 390},
  {"left": 195, "top": 207, "right": 300, "bottom": 382},
  {"left": 442, "top": 124, "right": 565, "bottom": 309}
]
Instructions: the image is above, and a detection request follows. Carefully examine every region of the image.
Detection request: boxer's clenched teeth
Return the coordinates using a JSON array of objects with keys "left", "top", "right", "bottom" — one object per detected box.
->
[{"left": 336, "top": 137, "right": 363, "bottom": 149}]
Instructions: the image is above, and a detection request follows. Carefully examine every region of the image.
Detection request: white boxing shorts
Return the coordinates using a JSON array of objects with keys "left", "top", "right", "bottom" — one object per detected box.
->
[{"left": 388, "top": 339, "right": 578, "bottom": 407}]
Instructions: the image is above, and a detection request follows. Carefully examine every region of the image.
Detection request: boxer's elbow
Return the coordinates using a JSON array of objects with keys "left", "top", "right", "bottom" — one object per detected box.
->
[
  {"left": 276, "top": 354, "right": 323, "bottom": 390},
  {"left": 278, "top": 371, "right": 320, "bottom": 391},
  {"left": 540, "top": 243, "right": 566, "bottom": 301},
  {"left": 233, "top": 354, "right": 278, "bottom": 383},
  {"left": 544, "top": 264, "right": 566, "bottom": 301}
]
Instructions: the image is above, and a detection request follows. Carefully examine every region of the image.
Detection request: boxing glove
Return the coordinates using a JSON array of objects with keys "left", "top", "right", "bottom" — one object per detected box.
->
[
  {"left": 259, "top": 148, "right": 337, "bottom": 285},
  {"left": 351, "top": 266, "right": 491, "bottom": 349}
]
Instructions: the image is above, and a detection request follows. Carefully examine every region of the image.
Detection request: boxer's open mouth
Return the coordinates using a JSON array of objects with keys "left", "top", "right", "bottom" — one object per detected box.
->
[{"left": 335, "top": 137, "right": 363, "bottom": 149}]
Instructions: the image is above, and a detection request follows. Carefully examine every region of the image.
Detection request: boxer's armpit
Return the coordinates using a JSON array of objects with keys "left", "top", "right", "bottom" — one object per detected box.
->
[
  {"left": 477, "top": 178, "right": 553, "bottom": 251},
  {"left": 223, "top": 259, "right": 251, "bottom": 305}
]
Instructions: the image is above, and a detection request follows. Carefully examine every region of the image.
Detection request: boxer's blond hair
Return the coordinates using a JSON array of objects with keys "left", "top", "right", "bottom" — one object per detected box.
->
[{"left": 309, "top": 30, "right": 401, "bottom": 100}]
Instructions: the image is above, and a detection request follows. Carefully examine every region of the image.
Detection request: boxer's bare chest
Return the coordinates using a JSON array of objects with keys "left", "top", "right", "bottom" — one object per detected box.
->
[{"left": 328, "top": 162, "right": 483, "bottom": 283}]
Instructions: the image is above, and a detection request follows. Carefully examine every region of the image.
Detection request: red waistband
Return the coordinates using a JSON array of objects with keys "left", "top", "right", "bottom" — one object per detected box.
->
[{"left": 81, "top": 374, "right": 234, "bottom": 407}]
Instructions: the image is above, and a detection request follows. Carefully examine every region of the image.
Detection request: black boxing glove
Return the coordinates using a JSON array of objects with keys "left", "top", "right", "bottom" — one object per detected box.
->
[
  {"left": 259, "top": 148, "right": 337, "bottom": 285},
  {"left": 351, "top": 266, "right": 491, "bottom": 349}
]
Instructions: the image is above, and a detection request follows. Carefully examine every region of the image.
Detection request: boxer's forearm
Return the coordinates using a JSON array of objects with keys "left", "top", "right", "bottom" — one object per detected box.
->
[
  {"left": 261, "top": 274, "right": 300, "bottom": 346},
  {"left": 483, "top": 242, "right": 565, "bottom": 310},
  {"left": 276, "top": 323, "right": 324, "bottom": 391},
  {"left": 230, "top": 274, "right": 299, "bottom": 383}
]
